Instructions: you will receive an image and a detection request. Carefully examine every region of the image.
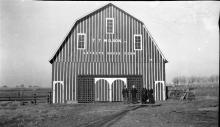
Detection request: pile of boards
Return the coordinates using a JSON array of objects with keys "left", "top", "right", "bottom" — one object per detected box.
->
[{"left": 167, "top": 86, "right": 195, "bottom": 101}]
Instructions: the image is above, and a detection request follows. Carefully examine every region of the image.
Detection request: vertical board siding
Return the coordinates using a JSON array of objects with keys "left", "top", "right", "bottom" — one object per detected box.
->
[
  {"left": 54, "top": 5, "right": 165, "bottom": 63},
  {"left": 112, "top": 80, "right": 124, "bottom": 101},
  {"left": 95, "top": 79, "right": 109, "bottom": 101},
  {"left": 52, "top": 5, "right": 166, "bottom": 103}
]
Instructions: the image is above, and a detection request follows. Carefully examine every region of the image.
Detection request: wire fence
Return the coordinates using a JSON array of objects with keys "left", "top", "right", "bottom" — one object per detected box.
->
[{"left": 0, "top": 88, "right": 52, "bottom": 104}]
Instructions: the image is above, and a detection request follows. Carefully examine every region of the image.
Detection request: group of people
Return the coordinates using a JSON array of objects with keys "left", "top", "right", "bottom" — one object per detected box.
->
[
  {"left": 122, "top": 85, "right": 137, "bottom": 104},
  {"left": 141, "top": 88, "right": 155, "bottom": 104},
  {"left": 122, "top": 85, "right": 155, "bottom": 104}
]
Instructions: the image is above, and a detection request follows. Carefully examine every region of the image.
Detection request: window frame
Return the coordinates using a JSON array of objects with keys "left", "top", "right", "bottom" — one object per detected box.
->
[
  {"left": 106, "top": 18, "right": 114, "bottom": 34},
  {"left": 134, "top": 34, "right": 142, "bottom": 50},
  {"left": 77, "top": 33, "right": 86, "bottom": 50}
]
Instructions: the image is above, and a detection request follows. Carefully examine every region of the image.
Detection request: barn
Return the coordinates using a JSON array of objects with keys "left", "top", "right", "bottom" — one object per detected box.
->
[{"left": 49, "top": 3, "right": 168, "bottom": 103}]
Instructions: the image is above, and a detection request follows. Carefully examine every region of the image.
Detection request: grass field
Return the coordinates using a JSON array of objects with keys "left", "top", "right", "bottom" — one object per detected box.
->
[{"left": 0, "top": 85, "right": 218, "bottom": 127}]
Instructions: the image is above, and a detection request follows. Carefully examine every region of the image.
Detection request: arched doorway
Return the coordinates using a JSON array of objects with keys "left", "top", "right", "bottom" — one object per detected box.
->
[
  {"left": 154, "top": 81, "right": 166, "bottom": 101},
  {"left": 53, "top": 81, "right": 64, "bottom": 103},
  {"left": 95, "top": 79, "right": 109, "bottom": 101},
  {"left": 111, "top": 80, "right": 126, "bottom": 102},
  {"left": 94, "top": 77, "right": 127, "bottom": 102}
]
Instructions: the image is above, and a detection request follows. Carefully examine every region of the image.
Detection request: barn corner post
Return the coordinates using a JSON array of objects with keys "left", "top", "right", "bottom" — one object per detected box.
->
[{"left": 49, "top": 3, "right": 167, "bottom": 104}]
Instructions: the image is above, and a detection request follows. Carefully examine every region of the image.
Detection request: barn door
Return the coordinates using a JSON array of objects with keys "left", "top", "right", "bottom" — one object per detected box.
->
[
  {"left": 53, "top": 81, "right": 64, "bottom": 103},
  {"left": 111, "top": 80, "right": 125, "bottom": 102},
  {"left": 95, "top": 79, "right": 109, "bottom": 101},
  {"left": 154, "top": 81, "right": 166, "bottom": 101},
  {"left": 127, "top": 76, "right": 143, "bottom": 101},
  {"left": 77, "top": 76, "right": 94, "bottom": 103}
]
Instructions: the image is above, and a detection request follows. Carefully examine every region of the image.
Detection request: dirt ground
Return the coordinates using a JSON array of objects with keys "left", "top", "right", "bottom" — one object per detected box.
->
[
  {"left": 0, "top": 86, "right": 218, "bottom": 127},
  {"left": 0, "top": 102, "right": 129, "bottom": 127},
  {"left": 113, "top": 98, "right": 218, "bottom": 127}
]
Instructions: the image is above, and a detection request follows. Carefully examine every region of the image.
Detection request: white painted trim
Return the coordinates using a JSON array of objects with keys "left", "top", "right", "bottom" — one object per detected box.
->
[
  {"left": 154, "top": 81, "right": 166, "bottom": 101},
  {"left": 95, "top": 78, "right": 127, "bottom": 87},
  {"left": 134, "top": 34, "right": 142, "bottom": 50},
  {"left": 52, "top": 81, "right": 64, "bottom": 103},
  {"left": 95, "top": 78, "right": 127, "bottom": 102},
  {"left": 106, "top": 18, "right": 114, "bottom": 34},
  {"left": 77, "top": 33, "right": 86, "bottom": 50},
  {"left": 74, "top": 64, "right": 77, "bottom": 101}
]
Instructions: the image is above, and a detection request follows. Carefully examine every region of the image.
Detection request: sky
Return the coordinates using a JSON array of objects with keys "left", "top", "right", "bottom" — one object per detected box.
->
[{"left": 0, "top": 1, "right": 219, "bottom": 87}]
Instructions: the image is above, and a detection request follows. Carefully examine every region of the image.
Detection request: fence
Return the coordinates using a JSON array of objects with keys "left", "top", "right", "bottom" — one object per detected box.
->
[
  {"left": 166, "top": 86, "right": 196, "bottom": 100},
  {"left": 0, "top": 88, "right": 52, "bottom": 104}
]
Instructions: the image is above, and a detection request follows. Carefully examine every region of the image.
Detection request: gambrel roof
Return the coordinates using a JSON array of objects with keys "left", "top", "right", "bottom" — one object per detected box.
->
[{"left": 49, "top": 3, "right": 168, "bottom": 63}]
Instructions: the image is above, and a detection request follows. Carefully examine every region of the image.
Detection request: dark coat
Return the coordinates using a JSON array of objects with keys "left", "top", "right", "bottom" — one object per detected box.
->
[
  {"left": 148, "top": 89, "right": 155, "bottom": 104},
  {"left": 122, "top": 88, "right": 128, "bottom": 98},
  {"left": 131, "top": 88, "right": 137, "bottom": 98},
  {"left": 141, "top": 88, "right": 147, "bottom": 102}
]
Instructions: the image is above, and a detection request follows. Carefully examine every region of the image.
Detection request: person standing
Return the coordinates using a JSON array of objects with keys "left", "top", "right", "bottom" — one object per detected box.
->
[
  {"left": 122, "top": 86, "right": 128, "bottom": 104},
  {"left": 149, "top": 89, "right": 155, "bottom": 104},
  {"left": 141, "top": 87, "right": 147, "bottom": 104},
  {"left": 128, "top": 88, "right": 131, "bottom": 104},
  {"left": 131, "top": 85, "right": 137, "bottom": 104},
  {"left": 146, "top": 89, "right": 150, "bottom": 103},
  {"left": 125, "top": 87, "right": 129, "bottom": 103}
]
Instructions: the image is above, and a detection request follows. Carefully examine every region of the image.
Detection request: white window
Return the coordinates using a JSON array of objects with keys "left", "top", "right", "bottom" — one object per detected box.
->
[
  {"left": 106, "top": 18, "right": 114, "bottom": 34},
  {"left": 134, "top": 34, "right": 142, "bottom": 50},
  {"left": 77, "top": 33, "right": 86, "bottom": 49}
]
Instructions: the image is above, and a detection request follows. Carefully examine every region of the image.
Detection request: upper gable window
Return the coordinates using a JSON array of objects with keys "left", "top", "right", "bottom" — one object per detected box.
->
[
  {"left": 134, "top": 34, "right": 142, "bottom": 50},
  {"left": 77, "top": 33, "right": 86, "bottom": 49},
  {"left": 106, "top": 18, "right": 114, "bottom": 34}
]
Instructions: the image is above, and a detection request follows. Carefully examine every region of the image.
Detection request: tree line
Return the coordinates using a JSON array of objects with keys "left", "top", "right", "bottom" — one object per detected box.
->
[{"left": 172, "top": 75, "right": 219, "bottom": 85}]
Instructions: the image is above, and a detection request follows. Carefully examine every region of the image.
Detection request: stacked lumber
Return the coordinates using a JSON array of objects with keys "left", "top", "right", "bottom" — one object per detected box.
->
[{"left": 167, "top": 86, "right": 195, "bottom": 100}]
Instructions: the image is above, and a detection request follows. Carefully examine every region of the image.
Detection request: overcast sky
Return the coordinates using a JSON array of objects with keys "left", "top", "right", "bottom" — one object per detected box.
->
[{"left": 0, "top": 1, "right": 219, "bottom": 87}]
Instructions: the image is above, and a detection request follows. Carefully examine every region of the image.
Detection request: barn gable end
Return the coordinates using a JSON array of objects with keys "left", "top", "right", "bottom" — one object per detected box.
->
[
  {"left": 49, "top": 3, "right": 167, "bottom": 64},
  {"left": 50, "top": 3, "right": 168, "bottom": 104}
]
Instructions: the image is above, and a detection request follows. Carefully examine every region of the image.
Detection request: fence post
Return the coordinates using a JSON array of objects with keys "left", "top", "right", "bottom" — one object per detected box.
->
[
  {"left": 47, "top": 94, "right": 50, "bottom": 104},
  {"left": 48, "top": 91, "right": 52, "bottom": 104},
  {"left": 21, "top": 90, "right": 24, "bottom": 105},
  {"left": 34, "top": 93, "right": 37, "bottom": 105}
]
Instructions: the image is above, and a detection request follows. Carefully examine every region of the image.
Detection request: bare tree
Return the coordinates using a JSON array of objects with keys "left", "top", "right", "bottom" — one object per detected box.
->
[
  {"left": 172, "top": 77, "right": 179, "bottom": 85},
  {"left": 2, "top": 85, "right": 8, "bottom": 88},
  {"left": 172, "top": 74, "right": 219, "bottom": 85}
]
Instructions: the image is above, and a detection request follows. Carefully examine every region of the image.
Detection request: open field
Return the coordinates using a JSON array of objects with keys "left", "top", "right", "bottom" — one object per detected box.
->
[{"left": 0, "top": 85, "right": 218, "bottom": 127}]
